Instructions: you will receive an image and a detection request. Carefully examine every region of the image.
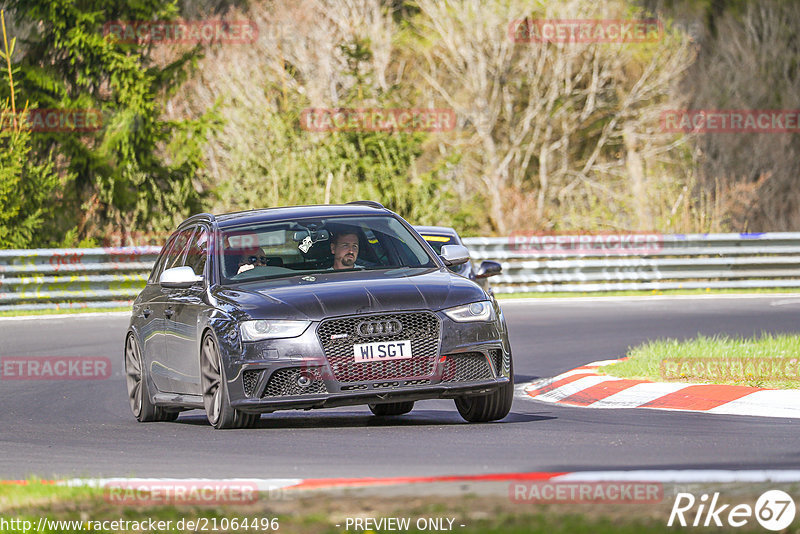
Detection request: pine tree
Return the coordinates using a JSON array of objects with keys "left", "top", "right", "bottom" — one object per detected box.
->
[
  {"left": 0, "top": 9, "right": 59, "bottom": 249},
  {"left": 3, "top": 0, "right": 216, "bottom": 246}
]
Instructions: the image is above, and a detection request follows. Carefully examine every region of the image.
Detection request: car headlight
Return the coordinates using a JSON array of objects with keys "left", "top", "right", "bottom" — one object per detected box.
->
[
  {"left": 443, "top": 301, "right": 495, "bottom": 322},
  {"left": 240, "top": 320, "right": 311, "bottom": 341}
]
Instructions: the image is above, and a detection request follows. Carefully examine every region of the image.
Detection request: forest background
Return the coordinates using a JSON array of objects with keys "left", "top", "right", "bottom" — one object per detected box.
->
[{"left": 1, "top": 0, "right": 798, "bottom": 248}]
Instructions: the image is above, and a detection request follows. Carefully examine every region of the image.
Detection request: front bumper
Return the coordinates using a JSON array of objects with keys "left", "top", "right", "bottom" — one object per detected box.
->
[
  {"left": 223, "top": 309, "right": 512, "bottom": 413},
  {"left": 230, "top": 378, "right": 509, "bottom": 413}
]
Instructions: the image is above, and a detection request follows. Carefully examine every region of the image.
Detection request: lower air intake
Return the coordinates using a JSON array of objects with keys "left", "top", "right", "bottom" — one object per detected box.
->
[
  {"left": 262, "top": 367, "right": 327, "bottom": 397},
  {"left": 441, "top": 353, "right": 493, "bottom": 382},
  {"left": 242, "top": 370, "right": 261, "bottom": 397}
]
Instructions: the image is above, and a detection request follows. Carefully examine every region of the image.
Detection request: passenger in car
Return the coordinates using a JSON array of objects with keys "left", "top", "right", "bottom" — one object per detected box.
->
[{"left": 236, "top": 254, "right": 260, "bottom": 275}]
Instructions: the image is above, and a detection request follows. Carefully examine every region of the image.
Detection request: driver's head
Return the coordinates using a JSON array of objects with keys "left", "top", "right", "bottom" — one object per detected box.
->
[{"left": 330, "top": 231, "right": 359, "bottom": 269}]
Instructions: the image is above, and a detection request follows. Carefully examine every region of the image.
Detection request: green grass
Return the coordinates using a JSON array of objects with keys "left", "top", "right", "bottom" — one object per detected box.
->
[
  {"left": 602, "top": 333, "right": 800, "bottom": 389},
  {"left": 496, "top": 288, "right": 800, "bottom": 299},
  {"left": 0, "top": 512, "right": 695, "bottom": 534},
  {"left": 0, "top": 481, "right": 102, "bottom": 508},
  {"left": 0, "top": 307, "right": 130, "bottom": 317},
  {"left": 0, "top": 513, "right": 688, "bottom": 534}
]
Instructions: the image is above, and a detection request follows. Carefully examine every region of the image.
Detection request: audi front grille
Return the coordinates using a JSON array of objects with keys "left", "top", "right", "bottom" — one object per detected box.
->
[{"left": 316, "top": 312, "right": 440, "bottom": 383}]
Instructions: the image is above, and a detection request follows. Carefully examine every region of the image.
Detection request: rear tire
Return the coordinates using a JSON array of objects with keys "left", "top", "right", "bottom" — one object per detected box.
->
[
  {"left": 455, "top": 356, "right": 513, "bottom": 423},
  {"left": 201, "top": 333, "right": 258, "bottom": 429},
  {"left": 124, "top": 333, "right": 178, "bottom": 423},
  {"left": 369, "top": 401, "right": 415, "bottom": 416}
]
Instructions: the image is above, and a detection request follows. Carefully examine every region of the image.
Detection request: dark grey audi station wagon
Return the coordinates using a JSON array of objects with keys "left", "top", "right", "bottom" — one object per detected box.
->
[{"left": 124, "top": 201, "right": 513, "bottom": 428}]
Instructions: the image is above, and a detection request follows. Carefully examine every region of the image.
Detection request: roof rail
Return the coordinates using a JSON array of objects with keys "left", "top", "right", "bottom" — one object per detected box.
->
[
  {"left": 346, "top": 200, "right": 385, "bottom": 209},
  {"left": 180, "top": 212, "right": 216, "bottom": 226}
]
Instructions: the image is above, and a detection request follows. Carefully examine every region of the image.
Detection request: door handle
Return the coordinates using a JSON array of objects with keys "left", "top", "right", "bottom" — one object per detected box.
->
[{"left": 164, "top": 308, "right": 174, "bottom": 319}]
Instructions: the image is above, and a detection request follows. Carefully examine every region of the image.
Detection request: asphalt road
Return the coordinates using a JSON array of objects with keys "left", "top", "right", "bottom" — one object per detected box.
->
[{"left": 1, "top": 295, "right": 799, "bottom": 479}]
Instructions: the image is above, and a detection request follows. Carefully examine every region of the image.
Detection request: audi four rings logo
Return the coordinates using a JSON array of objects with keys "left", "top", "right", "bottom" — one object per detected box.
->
[{"left": 357, "top": 319, "right": 403, "bottom": 337}]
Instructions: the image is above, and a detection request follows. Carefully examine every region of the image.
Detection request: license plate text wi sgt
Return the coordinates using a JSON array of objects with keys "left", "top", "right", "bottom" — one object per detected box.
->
[{"left": 353, "top": 340, "right": 413, "bottom": 363}]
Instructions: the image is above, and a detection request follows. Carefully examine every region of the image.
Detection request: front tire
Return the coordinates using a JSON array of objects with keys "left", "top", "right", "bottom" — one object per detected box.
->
[
  {"left": 455, "top": 357, "right": 513, "bottom": 423},
  {"left": 201, "top": 333, "right": 258, "bottom": 429},
  {"left": 369, "top": 401, "right": 414, "bottom": 416},
  {"left": 124, "top": 333, "right": 178, "bottom": 423}
]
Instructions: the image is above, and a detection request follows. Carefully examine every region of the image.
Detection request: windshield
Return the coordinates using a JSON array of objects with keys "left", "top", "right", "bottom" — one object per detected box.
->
[
  {"left": 419, "top": 232, "right": 470, "bottom": 276},
  {"left": 418, "top": 233, "right": 454, "bottom": 255},
  {"left": 219, "top": 215, "right": 437, "bottom": 283}
]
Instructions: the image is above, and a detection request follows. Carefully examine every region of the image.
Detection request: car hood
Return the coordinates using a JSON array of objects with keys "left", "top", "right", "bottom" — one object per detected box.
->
[{"left": 214, "top": 268, "right": 485, "bottom": 321}]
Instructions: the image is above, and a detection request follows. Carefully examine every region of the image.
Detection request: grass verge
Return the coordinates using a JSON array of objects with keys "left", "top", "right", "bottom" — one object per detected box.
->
[
  {"left": 0, "top": 307, "right": 130, "bottom": 318},
  {"left": 0, "top": 482, "right": 785, "bottom": 534},
  {"left": 601, "top": 333, "right": 800, "bottom": 389}
]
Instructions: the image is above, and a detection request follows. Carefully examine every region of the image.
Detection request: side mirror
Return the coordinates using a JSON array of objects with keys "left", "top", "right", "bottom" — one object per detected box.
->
[
  {"left": 160, "top": 266, "right": 203, "bottom": 289},
  {"left": 475, "top": 260, "right": 502, "bottom": 279},
  {"left": 440, "top": 244, "right": 470, "bottom": 266}
]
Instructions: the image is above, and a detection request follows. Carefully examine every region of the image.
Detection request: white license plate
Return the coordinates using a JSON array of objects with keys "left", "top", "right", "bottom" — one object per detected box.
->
[{"left": 353, "top": 340, "right": 413, "bottom": 363}]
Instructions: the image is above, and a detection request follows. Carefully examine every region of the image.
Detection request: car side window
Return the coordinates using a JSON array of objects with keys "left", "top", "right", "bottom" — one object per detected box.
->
[
  {"left": 164, "top": 227, "right": 196, "bottom": 272},
  {"left": 148, "top": 234, "right": 180, "bottom": 284},
  {"left": 184, "top": 226, "right": 209, "bottom": 277},
  {"left": 362, "top": 229, "right": 388, "bottom": 265}
]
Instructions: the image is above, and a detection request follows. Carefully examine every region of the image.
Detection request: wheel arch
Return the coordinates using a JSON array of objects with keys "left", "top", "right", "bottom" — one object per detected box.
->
[{"left": 196, "top": 310, "right": 241, "bottom": 372}]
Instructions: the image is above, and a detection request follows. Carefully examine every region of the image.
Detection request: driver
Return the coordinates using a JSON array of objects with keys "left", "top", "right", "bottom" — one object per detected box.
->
[{"left": 330, "top": 231, "right": 359, "bottom": 270}]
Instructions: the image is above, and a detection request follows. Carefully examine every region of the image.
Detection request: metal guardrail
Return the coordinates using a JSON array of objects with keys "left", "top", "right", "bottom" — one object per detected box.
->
[
  {"left": 463, "top": 232, "right": 800, "bottom": 293},
  {"left": 0, "top": 247, "right": 160, "bottom": 311},
  {"left": 1, "top": 233, "right": 799, "bottom": 310}
]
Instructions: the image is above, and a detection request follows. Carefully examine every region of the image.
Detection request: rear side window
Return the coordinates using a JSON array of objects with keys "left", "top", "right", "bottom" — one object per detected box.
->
[
  {"left": 164, "top": 227, "right": 195, "bottom": 271},
  {"left": 184, "top": 226, "right": 209, "bottom": 277},
  {"left": 149, "top": 227, "right": 194, "bottom": 283},
  {"left": 149, "top": 234, "right": 178, "bottom": 284}
]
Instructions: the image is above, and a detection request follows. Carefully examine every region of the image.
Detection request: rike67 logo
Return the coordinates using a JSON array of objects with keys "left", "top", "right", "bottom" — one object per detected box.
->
[{"left": 668, "top": 490, "right": 796, "bottom": 531}]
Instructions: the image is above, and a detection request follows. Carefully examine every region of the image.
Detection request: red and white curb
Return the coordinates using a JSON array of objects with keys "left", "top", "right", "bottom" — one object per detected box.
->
[
  {"left": 5, "top": 470, "right": 800, "bottom": 489},
  {"left": 518, "top": 360, "right": 800, "bottom": 419}
]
